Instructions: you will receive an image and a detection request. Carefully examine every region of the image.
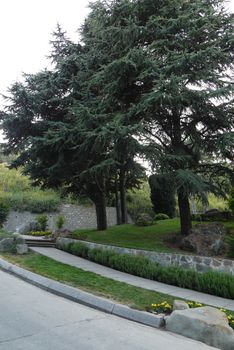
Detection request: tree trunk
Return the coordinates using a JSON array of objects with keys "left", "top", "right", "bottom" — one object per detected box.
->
[
  {"left": 115, "top": 174, "right": 121, "bottom": 225},
  {"left": 94, "top": 192, "right": 107, "bottom": 230},
  {"left": 178, "top": 189, "right": 192, "bottom": 236},
  {"left": 120, "top": 168, "right": 128, "bottom": 224}
]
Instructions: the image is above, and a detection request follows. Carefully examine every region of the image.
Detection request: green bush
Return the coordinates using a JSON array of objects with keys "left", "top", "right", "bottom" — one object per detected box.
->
[
  {"left": 154, "top": 213, "right": 170, "bottom": 221},
  {"left": 55, "top": 215, "right": 65, "bottom": 230},
  {"left": 0, "top": 190, "right": 60, "bottom": 213},
  {"left": 36, "top": 215, "right": 48, "bottom": 231},
  {"left": 135, "top": 213, "right": 153, "bottom": 226},
  {"left": 0, "top": 201, "right": 9, "bottom": 227},
  {"left": 226, "top": 236, "right": 234, "bottom": 259},
  {"left": 61, "top": 242, "right": 234, "bottom": 299},
  {"left": 31, "top": 231, "right": 52, "bottom": 236}
]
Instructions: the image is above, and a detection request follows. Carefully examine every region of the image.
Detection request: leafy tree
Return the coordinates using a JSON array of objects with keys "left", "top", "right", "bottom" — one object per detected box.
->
[
  {"left": 0, "top": 24, "right": 144, "bottom": 230},
  {"left": 149, "top": 174, "right": 176, "bottom": 218},
  {"left": 84, "top": 0, "right": 234, "bottom": 235}
]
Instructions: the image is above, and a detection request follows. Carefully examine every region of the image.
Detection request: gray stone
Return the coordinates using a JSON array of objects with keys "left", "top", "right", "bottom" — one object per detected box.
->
[
  {"left": 16, "top": 244, "right": 28, "bottom": 254},
  {"left": 166, "top": 306, "right": 234, "bottom": 350},
  {"left": 112, "top": 304, "right": 165, "bottom": 328},
  {"left": 13, "top": 234, "right": 26, "bottom": 244},
  {"left": 0, "top": 238, "right": 15, "bottom": 252},
  {"left": 173, "top": 300, "right": 189, "bottom": 311},
  {"left": 4, "top": 204, "right": 128, "bottom": 233},
  {"left": 56, "top": 237, "right": 234, "bottom": 275},
  {"left": 181, "top": 222, "right": 226, "bottom": 256}
]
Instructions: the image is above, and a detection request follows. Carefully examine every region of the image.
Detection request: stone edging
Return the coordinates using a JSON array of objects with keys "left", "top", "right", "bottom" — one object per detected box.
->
[
  {"left": 0, "top": 257, "right": 164, "bottom": 329},
  {"left": 56, "top": 238, "right": 234, "bottom": 275}
]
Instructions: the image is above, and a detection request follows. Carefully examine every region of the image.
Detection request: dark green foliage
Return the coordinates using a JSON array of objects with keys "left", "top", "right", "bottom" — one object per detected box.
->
[
  {"left": 149, "top": 175, "right": 176, "bottom": 218},
  {"left": 0, "top": 192, "right": 60, "bottom": 213},
  {"left": 1, "top": 0, "right": 234, "bottom": 235},
  {"left": 61, "top": 242, "right": 234, "bottom": 299},
  {"left": 154, "top": 213, "right": 170, "bottom": 221},
  {"left": 226, "top": 236, "right": 234, "bottom": 259},
  {"left": 36, "top": 215, "right": 48, "bottom": 232},
  {"left": 228, "top": 189, "right": 234, "bottom": 213},
  {"left": 0, "top": 201, "right": 9, "bottom": 227},
  {"left": 55, "top": 215, "right": 65, "bottom": 230},
  {"left": 135, "top": 213, "right": 153, "bottom": 226}
]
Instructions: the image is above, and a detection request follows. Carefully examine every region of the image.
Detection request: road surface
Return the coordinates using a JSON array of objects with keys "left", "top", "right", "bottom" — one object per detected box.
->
[{"left": 0, "top": 270, "right": 216, "bottom": 350}]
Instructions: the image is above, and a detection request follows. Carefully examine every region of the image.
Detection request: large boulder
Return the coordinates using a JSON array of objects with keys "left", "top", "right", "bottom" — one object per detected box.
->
[
  {"left": 0, "top": 235, "right": 27, "bottom": 253},
  {"left": 0, "top": 238, "right": 15, "bottom": 252},
  {"left": 173, "top": 300, "right": 189, "bottom": 311},
  {"left": 16, "top": 244, "right": 28, "bottom": 254},
  {"left": 181, "top": 222, "right": 226, "bottom": 256},
  {"left": 166, "top": 306, "right": 234, "bottom": 350}
]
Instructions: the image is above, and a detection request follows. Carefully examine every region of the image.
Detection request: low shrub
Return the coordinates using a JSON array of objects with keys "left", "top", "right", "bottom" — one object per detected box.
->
[
  {"left": 154, "top": 213, "right": 170, "bottom": 221},
  {"left": 135, "top": 213, "right": 153, "bottom": 226},
  {"left": 36, "top": 215, "right": 48, "bottom": 231},
  {"left": 0, "top": 190, "right": 60, "bottom": 213},
  {"left": 55, "top": 215, "right": 65, "bottom": 230},
  {"left": 31, "top": 231, "right": 52, "bottom": 236},
  {"left": 60, "top": 242, "right": 234, "bottom": 299}
]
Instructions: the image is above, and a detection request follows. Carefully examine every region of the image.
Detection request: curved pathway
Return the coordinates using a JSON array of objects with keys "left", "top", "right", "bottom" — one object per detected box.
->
[{"left": 31, "top": 247, "right": 234, "bottom": 311}]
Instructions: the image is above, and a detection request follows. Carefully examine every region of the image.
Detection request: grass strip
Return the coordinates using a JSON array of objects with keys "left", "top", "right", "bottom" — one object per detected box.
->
[{"left": 0, "top": 252, "right": 175, "bottom": 311}]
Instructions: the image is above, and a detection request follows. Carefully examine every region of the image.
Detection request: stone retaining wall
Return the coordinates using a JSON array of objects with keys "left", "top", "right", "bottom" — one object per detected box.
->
[
  {"left": 56, "top": 238, "right": 234, "bottom": 275},
  {"left": 4, "top": 204, "right": 118, "bottom": 232}
]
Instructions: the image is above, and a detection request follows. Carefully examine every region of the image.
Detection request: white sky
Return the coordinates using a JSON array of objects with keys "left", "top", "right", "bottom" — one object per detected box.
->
[{"left": 0, "top": 0, "right": 233, "bottom": 109}]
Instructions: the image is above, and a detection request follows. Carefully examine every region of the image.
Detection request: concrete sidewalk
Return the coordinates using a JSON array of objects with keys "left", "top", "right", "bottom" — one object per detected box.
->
[{"left": 31, "top": 247, "right": 234, "bottom": 311}]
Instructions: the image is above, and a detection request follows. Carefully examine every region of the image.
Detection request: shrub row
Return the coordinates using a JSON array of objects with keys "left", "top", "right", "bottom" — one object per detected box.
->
[
  {"left": 60, "top": 242, "right": 234, "bottom": 299},
  {"left": 0, "top": 190, "right": 60, "bottom": 213}
]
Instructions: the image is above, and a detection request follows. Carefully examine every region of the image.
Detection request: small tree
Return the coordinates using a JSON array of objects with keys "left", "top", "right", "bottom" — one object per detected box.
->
[
  {"left": 55, "top": 215, "right": 65, "bottom": 230},
  {"left": 37, "top": 215, "right": 48, "bottom": 232}
]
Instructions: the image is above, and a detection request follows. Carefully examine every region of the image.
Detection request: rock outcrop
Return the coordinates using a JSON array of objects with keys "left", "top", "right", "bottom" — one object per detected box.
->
[{"left": 166, "top": 306, "right": 234, "bottom": 350}]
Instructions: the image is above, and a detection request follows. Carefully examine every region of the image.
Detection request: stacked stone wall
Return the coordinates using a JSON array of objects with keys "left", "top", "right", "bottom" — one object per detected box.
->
[{"left": 56, "top": 238, "right": 234, "bottom": 275}]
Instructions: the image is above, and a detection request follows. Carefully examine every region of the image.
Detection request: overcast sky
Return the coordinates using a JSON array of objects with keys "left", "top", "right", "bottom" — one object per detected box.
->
[{"left": 0, "top": 0, "right": 233, "bottom": 109}]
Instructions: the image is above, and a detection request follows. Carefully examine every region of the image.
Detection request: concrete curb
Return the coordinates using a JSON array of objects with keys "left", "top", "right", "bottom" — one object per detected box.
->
[{"left": 0, "top": 257, "right": 164, "bottom": 329}]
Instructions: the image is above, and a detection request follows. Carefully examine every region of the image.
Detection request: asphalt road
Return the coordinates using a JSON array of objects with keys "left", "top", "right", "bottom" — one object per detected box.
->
[{"left": 0, "top": 270, "right": 216, "bottom": 350}]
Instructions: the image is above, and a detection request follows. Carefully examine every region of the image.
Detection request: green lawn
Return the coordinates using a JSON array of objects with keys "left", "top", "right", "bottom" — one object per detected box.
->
[
  {"left": 73, "top": 218, "right": 234, "bottom": 253},
  {"left": 73, "top": 218, "right": 182, "bottom": 252},
  {"left": 0, "top": 252, "right": 175, "bottom": 311}
]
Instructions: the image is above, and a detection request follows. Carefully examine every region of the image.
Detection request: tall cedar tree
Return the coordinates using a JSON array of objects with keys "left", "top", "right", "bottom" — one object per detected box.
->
[
  {"left": 84, "top": 0, "right": 234, "bottom": 235},
  {"left": 0, "top": 25, "right": 145, "bottom": 229}
]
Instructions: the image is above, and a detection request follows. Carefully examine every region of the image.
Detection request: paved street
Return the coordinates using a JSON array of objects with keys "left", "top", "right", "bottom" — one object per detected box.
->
[{"left": 0, "top": 270, "right": 217, "bottom": 350}]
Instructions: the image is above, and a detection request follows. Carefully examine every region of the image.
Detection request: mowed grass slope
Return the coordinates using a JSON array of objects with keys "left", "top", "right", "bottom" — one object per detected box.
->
[
  {"left": 73, "top": 218, "right": 181, "bottom": 252},
  {"left": 0, "top": 252, "right": 175, "bottom": 310},
  {"left": 73, "top": 218, "right": 234, "bottom": 253}
]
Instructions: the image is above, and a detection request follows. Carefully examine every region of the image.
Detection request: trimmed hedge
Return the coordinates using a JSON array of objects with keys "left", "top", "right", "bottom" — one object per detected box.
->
[{"left": 61, "top": 242, "right": 234, "bottom": 299}]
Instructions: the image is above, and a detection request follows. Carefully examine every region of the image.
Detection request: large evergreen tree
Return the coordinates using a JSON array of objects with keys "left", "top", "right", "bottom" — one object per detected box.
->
[{"left": 84, "top": 0, "right": 234, "bottom": 235}]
